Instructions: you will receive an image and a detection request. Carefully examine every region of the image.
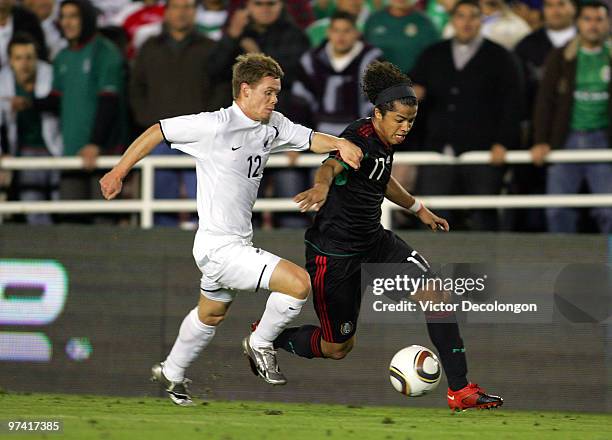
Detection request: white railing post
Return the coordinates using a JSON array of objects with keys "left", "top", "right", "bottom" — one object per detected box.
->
[{"left": 141, "top": 160, "right": 154, "bottom": 228}]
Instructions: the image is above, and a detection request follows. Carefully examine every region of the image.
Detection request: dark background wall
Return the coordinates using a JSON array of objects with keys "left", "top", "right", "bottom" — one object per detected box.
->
[{"left": 1, "top": 226, "right": 611, "bottom": 412}]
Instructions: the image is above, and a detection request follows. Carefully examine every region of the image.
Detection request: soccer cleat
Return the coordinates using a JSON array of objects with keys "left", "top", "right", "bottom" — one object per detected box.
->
[
  {"left": 242, "top": 336, "right": 287, "bottom": 385},
  {"left": 447, "top": 383, "right": 503, "bottom": 412},
  {"left": 150, "top": 362, "right": 194, "bottom": 406}
]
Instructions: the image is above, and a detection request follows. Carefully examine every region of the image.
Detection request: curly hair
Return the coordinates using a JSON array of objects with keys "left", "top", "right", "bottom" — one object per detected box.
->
[{"left": 362, "top": 61, "right": 417, "bottom": 115}]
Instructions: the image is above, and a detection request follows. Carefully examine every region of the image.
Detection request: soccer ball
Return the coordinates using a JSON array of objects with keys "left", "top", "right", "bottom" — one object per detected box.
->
[{"left": 389, "top": 345, "right": 442, "bottom": 397}]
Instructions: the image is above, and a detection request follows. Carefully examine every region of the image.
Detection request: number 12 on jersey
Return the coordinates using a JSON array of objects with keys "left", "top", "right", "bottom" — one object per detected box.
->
[{"left": 247, "top": 155, "right": 262, "bottom": 178}]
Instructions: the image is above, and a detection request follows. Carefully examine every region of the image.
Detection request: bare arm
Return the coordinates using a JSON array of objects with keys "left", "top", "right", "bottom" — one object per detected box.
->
[
  {"left": 294, "top": 159, "right": 344, "bottom": 212},
  {"left": 309, "top": 132, "right": 363, "bottom": 170},
  {"left": 385, "top": 175, "right": 449, "bottom": 231},
  {"left": 99, "top": 124, "right": 164, "bottom": 200}
]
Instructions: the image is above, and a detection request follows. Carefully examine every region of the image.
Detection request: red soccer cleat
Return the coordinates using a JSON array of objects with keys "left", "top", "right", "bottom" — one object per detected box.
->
[{"left": 447, "top": 383, "right": 503, "bottom": 412}]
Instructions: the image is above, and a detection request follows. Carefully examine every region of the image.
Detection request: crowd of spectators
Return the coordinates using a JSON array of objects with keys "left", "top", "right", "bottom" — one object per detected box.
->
[{"left": 0, "top": 0, "right": 609, "bottom": 233}]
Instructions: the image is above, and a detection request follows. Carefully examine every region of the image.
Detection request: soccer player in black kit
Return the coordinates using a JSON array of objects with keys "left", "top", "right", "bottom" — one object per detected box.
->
[{"left": 271, "top": 61, "right": 503, "bottom": 411}]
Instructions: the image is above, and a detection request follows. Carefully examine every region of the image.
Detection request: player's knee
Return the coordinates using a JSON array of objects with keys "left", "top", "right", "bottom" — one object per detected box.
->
[
  {"left": 199, "top": 311, "right": 226, "bottom": 326},
  {"left": 325, "top": 339, "right": 354, "bottom": 360},
  {"left": 291, "top": 269, "right": 311, "bottom": 300}
]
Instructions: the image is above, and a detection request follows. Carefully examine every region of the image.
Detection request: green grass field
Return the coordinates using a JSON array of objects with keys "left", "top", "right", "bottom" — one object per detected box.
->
[{"left": 1, "top": 393, "right": 611, "bottom": 440}]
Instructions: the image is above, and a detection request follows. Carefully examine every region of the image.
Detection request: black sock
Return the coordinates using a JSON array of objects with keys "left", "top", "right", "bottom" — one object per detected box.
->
[
  {"left": 425, "top": 312, "right": 469, "bottom": 391},
  {"left": 274, "top": 325, "right": 323, "bottom": 359}
]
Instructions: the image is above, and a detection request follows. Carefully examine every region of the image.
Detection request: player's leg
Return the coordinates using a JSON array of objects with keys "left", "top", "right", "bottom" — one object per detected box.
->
[
  {"left": 375, "top": 230, "right": 502, "bottom": 410},
  {"left": 207, "top": 242, "right": 309, "bottom": 385},
  {"left": 274, "top": 250, "right": 362, "bottom": 360},
  {"left": 248, "top": 258, "right": 310, "bottom": 348},
  {"left": 152, "top": 286, "right": 234, "bottom": 406}
]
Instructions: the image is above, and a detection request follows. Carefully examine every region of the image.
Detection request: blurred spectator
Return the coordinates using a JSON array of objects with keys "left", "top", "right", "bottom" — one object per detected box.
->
[
  {"left": 411, "top": 0, "right": 522, "bottom": 231},
  {"left": 0, "top": 33, "right": 61, "bottom": 225},
  {"left": 364, "top": 0, "right": 439, "bottom": 74},
  {"left": 532, "top": 1, "right": 612, "bottom": 233},
  {"left": 227, "top": 0, "right": 314, "bottom": 29},
  {"left": 210, "top": 0, "right": 310, "bottom": 115},
  {"left": 506, "top": 0, "right": 575, "bottom": 231},
  {"left": 293, "top": 11, "right": 383, "bottom": 135},
  {"left": 306, "top": 0, "right": 370, "bottom": 47},
  {"left": 23, "top": 0, "right": 66, "bottom": 60},
  {"left": 132, "top": 0, "right": 226, "bottom": 56},
  {"left": 195, "top": 0, "right": 228, "bottom": 40},
  {"left": 479, "top": 0, "right": 531, "bottom": 49},
  {"left": 110, "top": 0, "right": 165, "bottom": 58},
  {"left": 511, "top": 0, "right": 543, "bottom": 30},
  {"left": 516, "top": 0, "right": 576, "bottom": 117},
  {"left": 38, "top": 0, "right": 127, "bottom": 222},
  {"left": 0, "top": 0, "right": 48, "bottom": 67},
  {"left": 130, "top": 0, "right": 217, "bottom": 226}
]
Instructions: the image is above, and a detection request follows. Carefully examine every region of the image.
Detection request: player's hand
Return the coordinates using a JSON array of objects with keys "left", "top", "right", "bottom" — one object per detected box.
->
[
  {"left": 99, "top": 169, "right": 124, "bottom": 200},
  {"left": 79, "top": 144, "right": 100, "bottom": 171},
  {"left": 227, "top": 8, "right": 249, "bottom": 38},
  {"left": 10, "top": 96, "right": 31, "bottom": 112},
  {"left": 293, "top": 183, "right": 329, "bottom": 212},
  {"left": 490, "top": 143, "right": 506, "bottom": 166},
  {"left": 417, "top": 207, "right": 449, "bottom": 232},
  {"left": 0, "top": 154, "right": 12, "bottom": 187},
  {"left": 336, "top": 139, "right": 363, "bottom": 170},
  {"left": 530, "top": 143, "right": 550, "bottom": 167}
]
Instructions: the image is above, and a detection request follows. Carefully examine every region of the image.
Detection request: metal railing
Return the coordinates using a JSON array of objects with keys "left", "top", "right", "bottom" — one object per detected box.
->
[{"left": 1, "top": 149, "right": 612, "bottom": 228}]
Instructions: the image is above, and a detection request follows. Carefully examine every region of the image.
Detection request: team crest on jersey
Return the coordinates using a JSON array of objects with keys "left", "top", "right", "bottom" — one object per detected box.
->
[
  {"left": 340, "top": 321, "right": 353, "bottom": 335},
  {"left": 404, "top": 24, "right": 418, "bottom": 37},
  {"left": 83, "top": 58, "right": 91, "bottom": 74},
  {"left": 601, "top": 65, "right": 610, "bottom": 83}
]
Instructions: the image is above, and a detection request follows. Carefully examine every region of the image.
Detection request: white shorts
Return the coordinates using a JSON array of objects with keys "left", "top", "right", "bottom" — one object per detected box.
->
[{"left": 195, "top": 240, "right": 281, "bottom": 303}]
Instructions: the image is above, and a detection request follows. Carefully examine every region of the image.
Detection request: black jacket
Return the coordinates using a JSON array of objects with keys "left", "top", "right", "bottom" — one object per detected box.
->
[
  {"left": 411, "top": 38, "right": 523, "bottom": 153},
  {"left": 515, "top": 28, "right": 556, "bottom": 120}
]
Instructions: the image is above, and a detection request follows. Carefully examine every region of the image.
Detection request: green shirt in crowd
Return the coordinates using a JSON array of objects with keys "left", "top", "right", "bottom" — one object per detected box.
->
[
  {"left": 425, "top": 0, "right": 449, "bottom": 34},
  {"left": 313, "top": 0, "right": 386, "bottom": 20},
  {"left": 307, "top": 17, "right": 366, "bottom": 47},
  {"left": 15, "top": 83, "right": 46, "bottom": 151},
  {"left": 364, "top": 9, "right": 439, "bottom": 73},
  {"left": 571, "top": 46, "right": 610, "bottom": 131},
  {"left": 53, "top": 35, "right": 126, "bottom": 156}
]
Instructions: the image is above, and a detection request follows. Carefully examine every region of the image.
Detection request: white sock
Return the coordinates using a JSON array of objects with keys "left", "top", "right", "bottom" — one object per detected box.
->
[
  {"left": 163, "top": 307, "right": 216, "bottom": 382},
  {"left": 250, "top": 292, "right": 307, "bottom": 349}
]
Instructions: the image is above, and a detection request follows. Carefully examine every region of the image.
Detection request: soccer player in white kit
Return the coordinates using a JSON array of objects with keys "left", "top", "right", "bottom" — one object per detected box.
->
[{"left": 99, "top": 53, "right": 363, "bottom": 405}]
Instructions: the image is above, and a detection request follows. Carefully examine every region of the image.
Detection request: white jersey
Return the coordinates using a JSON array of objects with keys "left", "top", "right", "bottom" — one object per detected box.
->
[{"left": 160, "top": 102, "right": 312, "bottom": 250}]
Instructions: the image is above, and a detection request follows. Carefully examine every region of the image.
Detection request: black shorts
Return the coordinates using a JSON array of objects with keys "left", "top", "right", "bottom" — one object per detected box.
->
[{"left": 305, "top": 230, "right": 432, "bottom": 343}]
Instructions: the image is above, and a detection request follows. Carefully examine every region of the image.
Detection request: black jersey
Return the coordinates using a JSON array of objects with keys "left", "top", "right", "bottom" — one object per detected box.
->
[{"left": 305, "top": 118, "right": 401, "bottom": 255}]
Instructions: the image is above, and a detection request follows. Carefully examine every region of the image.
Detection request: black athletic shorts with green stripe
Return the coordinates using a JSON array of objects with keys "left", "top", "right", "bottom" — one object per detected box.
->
[{"left": 305, "top": 229, "right": 433, "bottom": 343}]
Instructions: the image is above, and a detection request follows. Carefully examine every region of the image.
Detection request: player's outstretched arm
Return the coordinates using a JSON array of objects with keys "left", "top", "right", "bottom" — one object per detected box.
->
[
  {"left": 99, "top": 124, "right": 164, "bottom": 200},
  {"left": 294, "top": 159, "right": 344, "bottom": 212},
  {"left": 385, "top": 175, "right": 449, "bottom": 232},
  {"left": 309, "top": 132, "right": 363, "bottom": 170}
]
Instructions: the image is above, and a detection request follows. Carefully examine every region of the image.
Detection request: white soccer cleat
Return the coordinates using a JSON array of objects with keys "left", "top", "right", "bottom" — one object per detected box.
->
[{"left": 150, "top": 362, "right": 194, "bottom": 406}]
